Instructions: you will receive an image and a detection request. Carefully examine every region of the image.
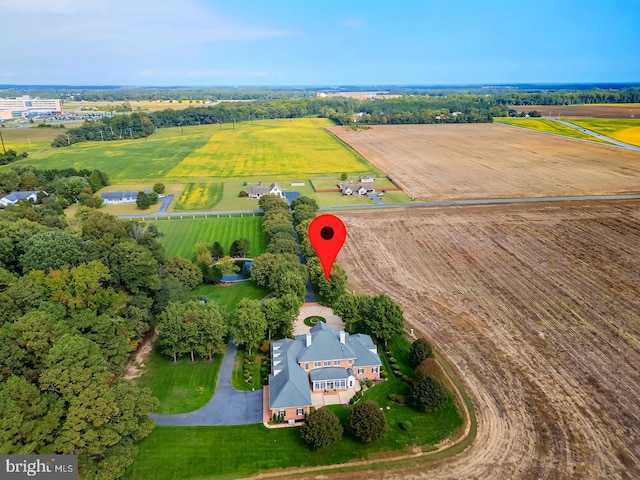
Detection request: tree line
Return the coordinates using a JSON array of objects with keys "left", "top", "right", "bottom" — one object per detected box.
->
[
  {"left": 51, "top": 112, "right": 155, "bottom": 147},
  {"left": 0, "top": 202, "right": 216, "bottom": 478},
  {"left": 0, "top": 165, "right": 109, "bottom": 208}
]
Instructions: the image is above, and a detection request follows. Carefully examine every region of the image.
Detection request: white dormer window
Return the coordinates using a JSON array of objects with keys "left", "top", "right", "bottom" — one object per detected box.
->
[
  {"left": 333, "top": 360, "right": 340, "bottom": 366},
  {"left": 323, "top": 360, "right": 331, "bottom": 366}
]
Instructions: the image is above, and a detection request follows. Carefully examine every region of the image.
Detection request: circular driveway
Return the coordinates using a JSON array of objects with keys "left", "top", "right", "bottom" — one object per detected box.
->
[{"left": 293, "top": 303, "right": 345, "bottom": 335}]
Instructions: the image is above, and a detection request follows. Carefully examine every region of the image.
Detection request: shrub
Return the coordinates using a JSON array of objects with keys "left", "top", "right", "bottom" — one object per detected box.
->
[
  {"left": 259, "top": 340, "right": 271, "bottom": 353},
  {"left": 415, "top": 357, "right": 442, "bottom": 382},
  {"left": 410, "top": 376, "right": 450, "bottom": 412},
  {"left": 388, "top": 394, "right": 397, "bottom": 402},
  {"left": 239, "top": 190, "right": 249, "bottom": 197},
  {"left": 366, "top": 379, "right": 375, "bottom": 388},
  {"left": 395, "top": 394, "right": 406, "bottom": 405},
  {"left": 401, "top": 374, "right": 411, "bottom": 383},
  {"left": 347, "top": 400, "right": 388, "bottom": 443},
  {"left": 400, "top": 421, "right": 412, "bottom": 431},
  {"left": 300, "top": 407, "right": 343, "bottom": 449},
  {"left": 409, "top": 338, "right": 433, "bottom": 368}
]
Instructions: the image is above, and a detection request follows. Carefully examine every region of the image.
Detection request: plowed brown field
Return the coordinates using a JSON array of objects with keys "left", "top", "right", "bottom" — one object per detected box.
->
[
  {"left": 331, "top": 201, "right": 640, "bottom": 479},
  {"left": 328, "top": 124, "right": 640, "bottom": 200}
]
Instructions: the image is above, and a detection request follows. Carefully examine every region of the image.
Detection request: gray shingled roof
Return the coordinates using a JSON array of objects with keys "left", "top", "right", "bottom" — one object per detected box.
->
[
  {"left": 2, "top": 190, "right": 41, "bottom": 202},
  {"left": 348, "top": 334, "right": 381, "bottom": 367},
  {"left": 269, "top": 339, "right": 312, "bottom": 409},
  {"left": 310, "top": 367, "right": 349, "bottom": 381},
  {"left": 297, "top": 322, "right": 356, "bottom": 362},
  {"left": 100, "top": 190, "right": 151, "bottom": 201}
]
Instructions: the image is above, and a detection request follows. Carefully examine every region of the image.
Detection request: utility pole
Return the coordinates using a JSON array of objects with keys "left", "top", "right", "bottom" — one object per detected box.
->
[
  {"left": 129, "top": 127, "right": 133, "bottom": 139},
  {"left": 233, "top": 116, "right": 236, "bottom": 130},
  {"left": 0, "top": 129, "right": 5, "bottom": 154},
  {"left": 67, "top": 134, "right": 71, "bottom": 146},
  {"left": 100, "top": 131, "right": 104, "bottom": 141}
]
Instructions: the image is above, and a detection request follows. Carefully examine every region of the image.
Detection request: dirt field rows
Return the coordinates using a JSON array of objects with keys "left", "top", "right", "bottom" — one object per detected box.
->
[
  {"left": 511, "top": 104, "right": 640, "bottom": 118},
  {"left": 331, "top": 202, "right": 639, "bottom": 479},
  {"left": 328, "top": 124, "right": 640, "bottom": 201}
]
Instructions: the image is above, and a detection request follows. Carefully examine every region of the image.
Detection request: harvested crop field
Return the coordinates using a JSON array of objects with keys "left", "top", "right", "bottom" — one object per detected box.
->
[
  {"left": 328, "top": 124, "right": 640, "bottom": 200},
  {"left": 510, "top": 104, "right": 640, "bottom": 118},
  {"left": 333, "top": 201, "right": 640, "bottom": 479}
]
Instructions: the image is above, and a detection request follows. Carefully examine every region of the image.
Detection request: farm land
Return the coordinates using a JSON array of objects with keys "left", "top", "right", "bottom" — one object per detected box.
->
[
  {"left": 329, "top": 123, "right": 640, "bottom": 201},
  {"left": 510, "top": 103, "right": 640, "bottom": 118},
  {"left": 567, "top": 119, "right": 640, "bottom": 146},
  {"left": 336, "top": 201, "right": 640, "bottom": 479},
  {"left": 493, "top": 117, "right": 613, "bottom": 143}
]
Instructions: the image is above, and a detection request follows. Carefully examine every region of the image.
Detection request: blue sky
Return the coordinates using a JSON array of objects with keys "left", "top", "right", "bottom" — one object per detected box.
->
[{"left": 1, "top": 0, "right": 639, "bottom": 86}]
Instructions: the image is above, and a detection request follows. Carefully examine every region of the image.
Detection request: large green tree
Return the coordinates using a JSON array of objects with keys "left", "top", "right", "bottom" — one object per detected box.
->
[
  {"left": 365, "top": 295, "right": 405, "bottom": 345},
  {"left": 410, "top": 376, "right": 450, "bottom": 412},
  {"left": 409, "top": 338, "right": 433, "bottom": 368},
  {"left": 163, "top": 257, "right": 203, "bottom": 290},
  {"left": 347, "top": 400, "right": 388, "bottom": 443},
  {"left": 300, "top": 407, "right": 343, "bottom": 449},
  {"left": 19, "top": 229, "right": 85, "bottom": 274},
  {"left": 230, "top": 298, "right": 266, "bottom": 355},
  {"left": 229, "top": 238, "right": 251, "bottom": 258}
]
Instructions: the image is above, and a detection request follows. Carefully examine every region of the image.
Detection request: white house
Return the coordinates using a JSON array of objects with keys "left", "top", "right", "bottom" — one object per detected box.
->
[
  {"left": 0, "top": 190, "right": 46, "bottom": 206},
  {"left": 339, "top": 182, "right": 375, "bottom": 196},
  {"left": 360, "top": 176, "right": 376, "bottom": 183},
  {"left": 100, "top": 190, "right": 151, "bottom": 204},
  {"left": 248, "top": 182, "right": 283, "bottom": 199}
]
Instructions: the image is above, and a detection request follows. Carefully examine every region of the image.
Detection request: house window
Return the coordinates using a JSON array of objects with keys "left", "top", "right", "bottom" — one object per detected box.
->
[
  {"left": 323, "top": 360, "right": 331, "bottom": 366},
  {"left": 357, "top": 368, "right": 364, "bottom": 375},
  {"left": 314, "top": 361, "right": 321, "bottom": 367},
  {"left": 305, "top": 363, "right": 309, "bottom": 369},
  {"left": 296, "top": 408, "right": 304, "bottom": 416},
  {"left": 279, "top": 410, "right": 286, "bottom": 417},
  {"left": 348, "top": 359, "right": 353, "bottom": 365},
  {"left": 372, "top": 367, "right": 378, "bottom": 373},
  {"left": 333, "top": 360, "right": 340, "bottom": 366}
]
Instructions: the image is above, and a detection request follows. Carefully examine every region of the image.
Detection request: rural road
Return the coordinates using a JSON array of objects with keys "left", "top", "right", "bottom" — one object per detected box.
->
[
  {"left": 116, "top": 193, "right": 640, "bottom": 220},
  {"left": 550, "top": 118, "right": 640, "bottom": 151}
]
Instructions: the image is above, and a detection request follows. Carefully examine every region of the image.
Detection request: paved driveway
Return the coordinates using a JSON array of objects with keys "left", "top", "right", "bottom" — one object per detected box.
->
[{"left": 150, "top": 341, "right": 263, "bottom": 426}]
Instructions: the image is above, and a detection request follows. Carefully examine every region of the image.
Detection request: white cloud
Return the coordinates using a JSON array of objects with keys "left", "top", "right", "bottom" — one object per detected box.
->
[{"left": 0, "top": 0, "right": 292, "bottom": 46}]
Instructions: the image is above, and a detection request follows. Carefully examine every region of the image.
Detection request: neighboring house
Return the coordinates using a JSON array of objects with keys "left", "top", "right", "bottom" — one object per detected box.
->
[
  {"left": 360, "top": 176, "right": 376, "bottom": 183},
  {"left": 100, "top": 190, "right": 151, "bottom": 204},
  {"left": 0, "top": 190, "right": 46, "bottom": 206},
  {"left": 248, "top": 182, "right": 283, "bottom": 199},
  {"left": 268, "top": 322, "right": 382, "bottom": 422},
  {"left": 339, "top": 182, "right": 375, "bottom": 196}
]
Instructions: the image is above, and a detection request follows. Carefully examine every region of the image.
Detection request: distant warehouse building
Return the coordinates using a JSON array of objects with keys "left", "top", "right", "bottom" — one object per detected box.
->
[{"left": 0, "top": 95, "right": 63, "bottom": 120}]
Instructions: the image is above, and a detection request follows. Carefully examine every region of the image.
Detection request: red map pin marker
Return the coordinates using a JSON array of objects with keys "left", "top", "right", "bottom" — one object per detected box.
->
[{"left": 308, "top": 214, "right": 347, "bottom": 280}]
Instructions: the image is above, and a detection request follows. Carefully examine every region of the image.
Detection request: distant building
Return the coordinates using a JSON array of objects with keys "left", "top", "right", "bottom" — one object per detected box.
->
[
  {"left": 360, "top": 176, "right": 376, "bottom": 183},
  {"left": 248, "top": 182, "right": 283, "bottom": 199},
  {"left": 0, "top": 95, "right": 63, "bottom": 119},
  {"left": 100, "top": 190, "right": 151, "bottom": 204},
  {"left": 0, "top": 190, "right": 46, "bottom": 207},
  {"left": 339, "top": 182, "right": 375, "bottom": 196}
]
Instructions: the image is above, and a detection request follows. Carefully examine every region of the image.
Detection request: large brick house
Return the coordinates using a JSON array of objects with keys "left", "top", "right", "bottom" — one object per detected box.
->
[{"left": 268, "top": 322, "right": 382, "bottom": 422}]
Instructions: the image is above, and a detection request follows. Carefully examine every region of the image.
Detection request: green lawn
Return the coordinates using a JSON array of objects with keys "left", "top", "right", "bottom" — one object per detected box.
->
[
  {"left": 494, "top": 117, "right": 611, "bottom": 143},
  {"left": 566, "top": 118, "right": 640, "bottom": 146},
  {"left": 150, "top": 216, "right": 267, "bottom": 260},
  {"left": 191, "top": 281, "right": 269, "bottom": 314},
  {"left": 127, "top": 335, "right": 463, "bottom": 479},
  {"left": 4, "top": 125, "right": 214, "bottom": 183},
  {"left": 136, "top": 349, "right": 222, "bottom": 414}
]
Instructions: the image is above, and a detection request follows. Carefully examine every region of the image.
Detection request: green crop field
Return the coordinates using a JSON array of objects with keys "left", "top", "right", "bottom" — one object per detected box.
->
[
  {"left": 3, "top": 118, "right": 379, "bottom": 184},
  {"left": 165, "top": 117, "right": 378, "bottom": 179},
  {"left": 494, "top": 117, "right": 611, "bottom": 144},
  {"left": 150, "top": 216, "right": 266, "bottom": 260},
  {"left": 174, "top": 182, "right": 224, "bottom": 210},
  {"left": 567, "top": 119, "right": 640, "bottom": 146}
]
